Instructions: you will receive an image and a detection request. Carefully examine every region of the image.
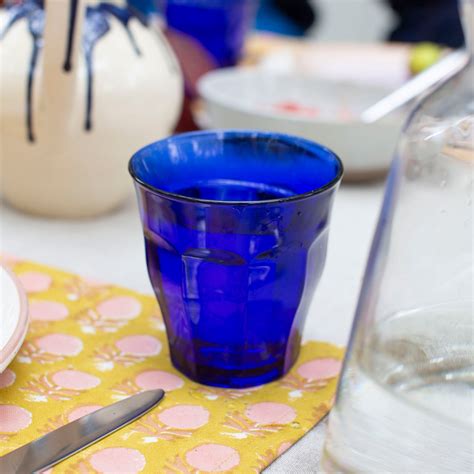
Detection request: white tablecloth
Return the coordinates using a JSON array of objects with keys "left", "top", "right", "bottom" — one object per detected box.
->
[{"left": 0, "top": 181, "right": 385, "bottom": 472}]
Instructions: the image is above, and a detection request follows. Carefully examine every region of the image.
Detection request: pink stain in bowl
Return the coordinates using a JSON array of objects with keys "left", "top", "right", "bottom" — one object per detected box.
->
[
  {"left": 89, "top": 447, "right": 146, "bottom": 473},
  {"left": 135, "top": 370, "right": 183, "bottom": 392},
  {"left": 36, "top": 334, "right": 83, "bottom": 356},
  {"left": 17, "top": 271, "right": 52, "bottom": 293},
  {"left": 0, "top": 405, "right": 32, "bottom": 432},
  {"left": 97, "top": 296, "right": 141, "bottom": 320},
  {"left": 68, "top": 405, "right": 103, "bottom": 422},
  {"left": 115, "top": 335, "right": 161, "bottom": 356},
  {"left": 245, "top": 402, "right": 296, "bottom": 425},
  {"left": 51, "top": 369, "right": 100, "bottom": 390},
  {"left": 297, "top": 358, "right": 342, "bottom": 381},
  {"left": 30, "top": 300, "right": 69, "bottom": 321},
  {"left": 0, "top": 369, "right": 16, "bottom": 388},
  {"left": 158, "top": 405, "right": 209, "bottom": 429},
  {"left": 185, "top": 444, "right": 240, "bottom": 472}
]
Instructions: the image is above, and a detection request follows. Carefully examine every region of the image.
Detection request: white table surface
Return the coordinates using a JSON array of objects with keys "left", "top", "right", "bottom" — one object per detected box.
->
[{"left": 0, "top": 181, "right": 385, "bottom": 472}]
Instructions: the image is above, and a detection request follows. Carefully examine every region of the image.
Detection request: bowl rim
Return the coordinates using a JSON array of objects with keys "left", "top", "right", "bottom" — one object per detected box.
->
[
  {"left": 0, "top": 264, "right": 29, "bottom": 373},
  {"left": 129, "top": 129, "right": 344, "bottom": 206},
  {"left": 197, "top": 66, "right": 403, "bottom": 126}
]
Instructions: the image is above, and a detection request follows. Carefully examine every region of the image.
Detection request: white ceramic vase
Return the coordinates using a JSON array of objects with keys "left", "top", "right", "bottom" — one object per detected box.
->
[{"left": 0, "top": 0, "right": 183, "bottom": 217}]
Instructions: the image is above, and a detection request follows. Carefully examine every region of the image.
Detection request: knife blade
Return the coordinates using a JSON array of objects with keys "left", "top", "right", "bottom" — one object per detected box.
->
[{"left": 0, "top": 389, "right": 164, "bottom": 474}]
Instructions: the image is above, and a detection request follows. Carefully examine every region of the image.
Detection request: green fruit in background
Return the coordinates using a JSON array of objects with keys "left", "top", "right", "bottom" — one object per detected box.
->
[{"left": 409, "top": 42, "right": 443, "bottom": 75}]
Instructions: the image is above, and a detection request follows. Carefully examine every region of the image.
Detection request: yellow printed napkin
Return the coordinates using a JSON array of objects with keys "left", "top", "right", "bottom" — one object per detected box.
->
[{"left": 0, "top": 258, "right": 343, "bottom": 473}]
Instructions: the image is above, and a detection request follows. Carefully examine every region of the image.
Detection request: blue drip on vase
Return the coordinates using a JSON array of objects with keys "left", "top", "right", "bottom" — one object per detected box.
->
[
  {"left": 63, "top": 0, "right": 79, "bottom": 72},
  {"left": 0, "top": 2, "right": 43, "bottom": 143},
  {"left": 0, "top": 0, "right": 143, "bottom": 142},
  {"left": 95, "top": 2, "right": 143, "bottom": 56},
  {"left": 82, "top": 7, "right": 110, "bottom": 132},
  {"left": 26, "top": 9, "right": 43, "bottom": 143}
]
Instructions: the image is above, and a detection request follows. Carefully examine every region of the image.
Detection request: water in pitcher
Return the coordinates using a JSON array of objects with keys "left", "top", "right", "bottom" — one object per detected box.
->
[{"left": 322, "top": 301, "right": 474, "bottom": 472}]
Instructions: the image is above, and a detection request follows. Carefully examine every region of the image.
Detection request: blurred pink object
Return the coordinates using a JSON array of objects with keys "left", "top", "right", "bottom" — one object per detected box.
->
[{"left": 164, "top": 28, "right": 216, "bottom": 131}]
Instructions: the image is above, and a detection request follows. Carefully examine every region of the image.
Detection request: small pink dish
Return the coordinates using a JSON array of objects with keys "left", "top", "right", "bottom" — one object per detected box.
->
[{"left": 0, "top": 264, "right": 29, "bottom": 373}]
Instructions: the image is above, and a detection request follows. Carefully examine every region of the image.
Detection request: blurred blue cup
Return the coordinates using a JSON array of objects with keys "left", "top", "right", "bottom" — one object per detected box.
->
[{"left": 160, "top": 0, "right": 256, "bottom": 67}]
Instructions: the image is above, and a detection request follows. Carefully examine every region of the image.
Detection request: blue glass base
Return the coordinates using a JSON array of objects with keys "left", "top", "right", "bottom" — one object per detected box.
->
[{"left": 168, "top": 339, "right": 301, "bottom": 388}]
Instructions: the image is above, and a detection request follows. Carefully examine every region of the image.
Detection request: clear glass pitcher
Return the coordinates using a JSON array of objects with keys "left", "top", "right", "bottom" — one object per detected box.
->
[{"left": 321, "top": 1, "right": 473, "bottom": 471}]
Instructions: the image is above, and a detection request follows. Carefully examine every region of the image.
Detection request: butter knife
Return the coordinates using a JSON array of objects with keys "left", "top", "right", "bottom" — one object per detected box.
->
[{"left": 0, "top": 389, "right": 164, "bottom": 474}]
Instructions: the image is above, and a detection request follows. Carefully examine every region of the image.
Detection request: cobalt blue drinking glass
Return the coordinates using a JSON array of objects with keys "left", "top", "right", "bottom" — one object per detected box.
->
[
  {"left": 163, "top": 0, "right": 256, "bottom": 67},
  {"left": 129, "top": 130, "right": 343, "bottom": 388}
]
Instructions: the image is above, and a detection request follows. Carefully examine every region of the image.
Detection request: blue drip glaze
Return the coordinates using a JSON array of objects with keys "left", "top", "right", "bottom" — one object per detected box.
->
[
  {"left": 0, "top": 1, "right": 43, "bottom": 142},
  {"left": 0, "top": 1, "right": 142, "bottom": 142},
  {"left": 83, "top": 8, "right": 109, "bottom": 131},
  {"left": 0, "top": 4, "right": 34, "bottom": 39},
  {"left": 63, "top": 0, "right": 79, "bottom": 72},
  {"left": 96, "top": 2, "right": 142, "bottom": 56},
  {"left": 26, "top": 9, "right": 44, "bottom": 142}
]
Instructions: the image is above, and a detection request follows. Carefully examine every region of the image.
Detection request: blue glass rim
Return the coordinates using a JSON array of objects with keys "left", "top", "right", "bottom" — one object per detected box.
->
[{"left": 128, "top": 130, "right": 344, "bottom": 206}]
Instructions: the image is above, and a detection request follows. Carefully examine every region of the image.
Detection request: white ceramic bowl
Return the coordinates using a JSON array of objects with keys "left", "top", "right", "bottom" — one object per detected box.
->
[
  {"left": 0, "top": 265, "right": 29, "bottom": 373},
  {"left": 197, "top": 67, "right": 406, "bottom": 180}
]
